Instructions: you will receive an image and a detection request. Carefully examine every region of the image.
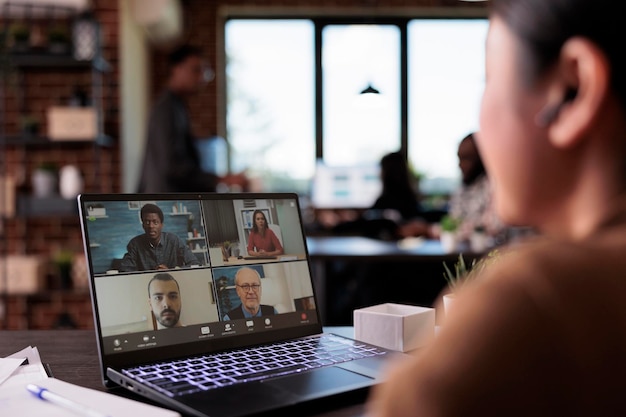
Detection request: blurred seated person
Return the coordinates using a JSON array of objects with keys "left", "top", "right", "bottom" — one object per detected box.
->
[
  {"left": 365, "top": 151, "right": 430, "bottom": 238},
  {"left": 370, "top": 151, "right": 424, "bottom": 220},
  {"left": 119, "top": 204, "right": 198, "bottom": 272},
  {"left": 447, "top": 132, "right": 506, "bottom": 244},
  {"left": 399, "top": 133, "right": 505, "bottom": 242},
  {"left": 246, "top": 210, "right": 284, "bottom": 257},
  {"left": 333, "top": 151, "right": 429, "bottom": 239}
]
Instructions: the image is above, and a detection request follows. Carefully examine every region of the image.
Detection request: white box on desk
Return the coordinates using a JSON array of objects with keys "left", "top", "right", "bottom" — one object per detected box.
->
[
  {"left": 0, "top": 255, "right": 46, "bottom": 294},
  {"left": 354, "top": 303, "right": 435, "bottom": 352}
]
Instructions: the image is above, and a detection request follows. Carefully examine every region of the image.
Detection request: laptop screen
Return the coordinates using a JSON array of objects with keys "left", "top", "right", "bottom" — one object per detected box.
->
[
  {"left": 79, "top": 193, "right": 319, "bottom": 360},
  {"left": 310, "top": 160, "right": 382, "bottom": 209}
]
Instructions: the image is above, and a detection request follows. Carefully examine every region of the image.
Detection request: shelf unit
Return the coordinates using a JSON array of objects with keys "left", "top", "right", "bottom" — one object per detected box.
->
[
  {"left": 1, "top": 3, "right": 112, "bottom": 218},
  {"left": 0, "top": 3, "right": 111, "bottom": 329}
]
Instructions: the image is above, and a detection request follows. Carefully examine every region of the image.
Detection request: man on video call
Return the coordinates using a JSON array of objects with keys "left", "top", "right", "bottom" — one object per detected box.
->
[
  {"left": 148, "top": 273, "right": 184, "bottom": 329},
  {"left": 119, "top": 203, "right": 198, "bottom": 272},
  {"left": 223, "top": 267, "right": 277, "bottom": 320}
]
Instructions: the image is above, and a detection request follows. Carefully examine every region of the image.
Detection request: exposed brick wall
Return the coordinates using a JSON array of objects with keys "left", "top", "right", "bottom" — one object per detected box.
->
[
  {"left": 4, "top": 291, "right": 94, "bottom": 330},
  {"left": 1, "top": 1, "right": 119, "bottom": 329},
  {"left": 1, "top": 0, "right": 121, "bottom": 258}
]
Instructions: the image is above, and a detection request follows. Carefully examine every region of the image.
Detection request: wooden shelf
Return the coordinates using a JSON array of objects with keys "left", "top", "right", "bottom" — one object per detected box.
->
[
  {"left": 16, "top": 194, "right": 78, "bottom": 218},
  {"left": 0, "top": 135, "right": 96, "bottom": 145},
  {"left": 9, "top": 53, "right": 92, "bottom": 69}
]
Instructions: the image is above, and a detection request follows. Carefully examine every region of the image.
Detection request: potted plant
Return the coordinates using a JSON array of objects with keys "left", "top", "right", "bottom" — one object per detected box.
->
[
  {"left": 20, "top": 114, "right": 40, "bottom": 137},
  {"left": 9, "top": 22, "right": 30, "bottom": 53},
  {"left": 442, "top": 249, "right": 500, "bottom": 315},
  {"left": 439, "top": 215, "right": 460, "bottom": 253},
  {"left": 52, "top": 249, "right": 74, "bottom": 289},
  {"left": 47, "top": 24, "right": 71, "bottom": 55},
  {"left": 222, "top": 240, "right": 231, "bottom": 259},
  {"left": 32, "top": 162, "right": 58, "bottom": 198}
]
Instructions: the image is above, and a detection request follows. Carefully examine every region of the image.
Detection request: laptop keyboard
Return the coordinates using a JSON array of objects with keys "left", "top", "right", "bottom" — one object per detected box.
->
[{"left": 123, "top": 334, "right": 387, "bottom": 397}]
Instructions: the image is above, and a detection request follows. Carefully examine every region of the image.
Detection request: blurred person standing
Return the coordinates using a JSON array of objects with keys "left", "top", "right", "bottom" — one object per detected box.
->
[{"left": 138, "top": 44, "right": 246, "bottom": 193}]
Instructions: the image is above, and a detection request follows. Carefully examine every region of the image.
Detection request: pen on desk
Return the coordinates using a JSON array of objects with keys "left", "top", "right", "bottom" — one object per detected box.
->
[{"left": 26, "top": 383, "right": 111, "bottom": 417}]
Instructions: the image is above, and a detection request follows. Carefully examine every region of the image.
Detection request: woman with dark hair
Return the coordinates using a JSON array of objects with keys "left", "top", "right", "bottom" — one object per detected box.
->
[
  {"left": 371, "top": 151, "right": 422, "bottom": 221},
  {"left": 368, "top": 1, "right": 626, "bottom": 416},
  {"left": 246, "top": 210, "right": 283, "bottom": 257}
]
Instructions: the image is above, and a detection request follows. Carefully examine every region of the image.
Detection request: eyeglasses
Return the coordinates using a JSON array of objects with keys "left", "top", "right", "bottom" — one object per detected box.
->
[{"left": 237, "top": 284, "right": 261, "bottom": 292}]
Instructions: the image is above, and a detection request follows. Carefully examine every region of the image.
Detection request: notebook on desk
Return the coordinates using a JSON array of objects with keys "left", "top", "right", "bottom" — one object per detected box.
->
[{"left": 78, "top": 192, "right": 407, "bottom": 417}]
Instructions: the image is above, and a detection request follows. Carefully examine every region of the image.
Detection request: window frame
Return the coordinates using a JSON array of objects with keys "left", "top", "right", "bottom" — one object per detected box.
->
[{"left": 218, "top": 7, "right": 488, "bottom": 190}]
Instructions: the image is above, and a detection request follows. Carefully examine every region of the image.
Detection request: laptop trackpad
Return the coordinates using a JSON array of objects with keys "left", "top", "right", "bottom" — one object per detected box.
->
[{"left": 265, "top": 366, "right": 373, "bottom": 400}]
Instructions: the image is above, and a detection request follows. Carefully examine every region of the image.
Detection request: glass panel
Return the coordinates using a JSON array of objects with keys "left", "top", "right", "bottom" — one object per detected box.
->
[
  {"left": 225, "top": 20, "right": 315, "bottom": 193},
  {"left": 322, "top": 24, "right": 401, "bottom": 166},
  {"left": 408, "top": 19, "right": 489, "bottom": 196}
]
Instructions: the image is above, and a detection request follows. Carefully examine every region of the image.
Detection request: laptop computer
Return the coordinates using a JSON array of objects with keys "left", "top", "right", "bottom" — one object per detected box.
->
[{"left": 78, "top": 192, "right": 408, "bottom": 417}]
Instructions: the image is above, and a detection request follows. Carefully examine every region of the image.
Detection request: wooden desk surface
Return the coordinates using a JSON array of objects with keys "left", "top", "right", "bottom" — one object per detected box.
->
[{"left": 0, "top": 329, "right": 367, "bottom": 417}]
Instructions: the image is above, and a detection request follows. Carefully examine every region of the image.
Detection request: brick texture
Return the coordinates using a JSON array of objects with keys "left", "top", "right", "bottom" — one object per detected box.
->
[
  {"left": 1, "top": 1, "right": 119, "bottom": 329},
  {"left": 1, "top": 0, "right": 484, "bottom": 329}
]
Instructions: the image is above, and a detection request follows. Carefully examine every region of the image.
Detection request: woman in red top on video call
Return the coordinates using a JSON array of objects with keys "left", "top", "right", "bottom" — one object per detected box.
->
[{"left": 246, "top": 210, "right": 284, "bottom": 257}]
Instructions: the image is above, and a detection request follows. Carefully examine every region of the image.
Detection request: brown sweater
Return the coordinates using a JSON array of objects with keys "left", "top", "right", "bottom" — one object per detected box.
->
[{"left": 369, "top": 211, "right": 626, "bottom": 416}]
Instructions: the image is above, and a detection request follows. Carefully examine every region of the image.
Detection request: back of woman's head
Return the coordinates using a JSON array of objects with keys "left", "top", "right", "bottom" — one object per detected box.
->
[
  {"left": 492, "top": 0, "right": 626, "bottom": 107},
  {"left": 380, "top": 152, "right": 414, "bottom": 194}
]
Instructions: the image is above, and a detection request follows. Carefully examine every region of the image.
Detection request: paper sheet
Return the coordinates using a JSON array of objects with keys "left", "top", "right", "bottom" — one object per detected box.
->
[
  {"left": 0, "top": 378, "right": 181, "bottom": 417},
  {"left": 0, "top": 358, "right": 25, "bottom": 386},
  {"left": 1, "top": 346, "right": 180, "bottom": 417},
  {"left": 7, "top": 345, "right": 42, "bottom": 364}
]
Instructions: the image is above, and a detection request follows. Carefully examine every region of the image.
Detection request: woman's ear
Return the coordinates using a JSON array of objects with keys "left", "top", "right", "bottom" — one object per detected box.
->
[{"left": 546, "top": 37, "right": 610, "bottom": 149}]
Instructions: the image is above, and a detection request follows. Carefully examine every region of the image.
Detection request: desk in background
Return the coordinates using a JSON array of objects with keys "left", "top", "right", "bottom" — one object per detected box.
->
[
  {"left": 306, "top": 236, "right": 485, "bottom": 325},
  {"left": 0, "top": 329, "right": 365, "bottom": 417}
]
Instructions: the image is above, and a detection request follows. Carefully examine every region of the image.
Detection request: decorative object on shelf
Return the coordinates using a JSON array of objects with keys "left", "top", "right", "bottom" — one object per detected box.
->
[
  {"left": 46, "top": 106, "right": 96, "bottom": 140},
  {"left": 72, "top": 11, "right": 98, "bottom": 61},
  {"left": 19, "top": 114, "right": 40, "bottom": 137},
  {"left": 31, "top": 162, "right": 58, "bottom": 198},
  {"left": 59, "top": 164, "right": 83, "bottom": 199},
  {"left": 71, "top": 252, "right": 89, "bottom": 290},
  {"left": 47, "top": 23, "right": 71, "bottom": 55},
  {"left": 222, "top": 240, "right": 232, "bottom": 258},
  {"left": 0, "top": 176, "right": 16, "bottom": 217},
  {"left": 52, "top": 249, "right": 74, "bottom": 289},
  {"left": 229, "top": 242, "right": 240, "bottom": 258},
  {"left": 86, "top": 203, "right": 106, "bottom": 218},
  {"left": 8, "top": 22, "right": 30, "bottom": 52},
  {"left": 439, "top": 214, "right": 460, "bottom": 253},
  {"left": 0, "top": 255, "right": 46, "bottom": 294}
]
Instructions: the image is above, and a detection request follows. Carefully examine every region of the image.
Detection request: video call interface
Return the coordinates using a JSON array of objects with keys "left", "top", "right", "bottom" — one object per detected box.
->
[{"left": 81, "top": 197, "right": 317, "bottom": 355}]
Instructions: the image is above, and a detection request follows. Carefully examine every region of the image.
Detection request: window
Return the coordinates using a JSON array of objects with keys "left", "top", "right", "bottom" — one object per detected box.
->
[
  {"left": 225, "top": 20, "right": 315, "bottom": 194},
  {"left": 225, "top": 17, "right": 488, "bottom": 197},
  {"left": 408, "top": 19, "right": 488, "bottom": 195},
  {"left": 322, "top": 24, "right": 401, "bottom": 166}
]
